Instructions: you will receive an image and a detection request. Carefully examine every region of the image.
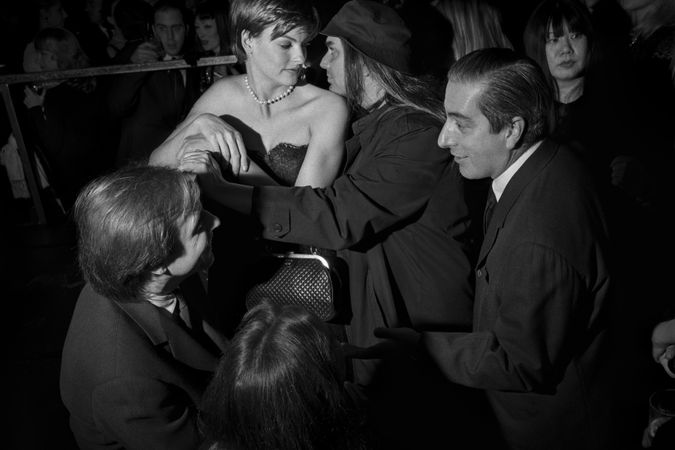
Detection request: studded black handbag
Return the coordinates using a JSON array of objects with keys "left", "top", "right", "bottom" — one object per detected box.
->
[{"left": 244, "top": 251, "right": 344, "bottom": 321}]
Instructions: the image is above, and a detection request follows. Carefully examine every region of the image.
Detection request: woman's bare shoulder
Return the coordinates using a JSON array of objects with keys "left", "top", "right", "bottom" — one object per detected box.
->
[
  {"left": 298, "top": 83, "right": 349, "bottom": 117},
  {"left": 191, "top": 74, "right": 246, "bottom": 114}
]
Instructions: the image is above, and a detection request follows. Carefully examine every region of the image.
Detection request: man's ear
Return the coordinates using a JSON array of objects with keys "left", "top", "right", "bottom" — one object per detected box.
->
[{"left": 505, "top": 116, "right": 525, "bottom": 149}]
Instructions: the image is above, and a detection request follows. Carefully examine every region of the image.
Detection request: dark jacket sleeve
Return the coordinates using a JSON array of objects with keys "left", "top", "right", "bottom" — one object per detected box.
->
[
  {"left": 92, "top": 376, "right": 201, "bottom": 450},
  {"left": 423, "top": 242, "right": 590, "bottom": 393},
  {"left": 253, "top": 118, "right": 450, "bottom": 250},
  {"left": 106, "top": 42, "right": 152, "bottom": 118}
]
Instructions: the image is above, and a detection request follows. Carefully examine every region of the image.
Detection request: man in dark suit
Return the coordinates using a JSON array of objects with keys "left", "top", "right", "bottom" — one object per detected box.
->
[
  {"left": 377, "top": 48, "right": 616, "bottom": 449},
  {"left": 60, "top": 166, "right": 226, "bottom": 449},
  {"left": 108, "top": 0, "right": 200, "bottom": 166}
]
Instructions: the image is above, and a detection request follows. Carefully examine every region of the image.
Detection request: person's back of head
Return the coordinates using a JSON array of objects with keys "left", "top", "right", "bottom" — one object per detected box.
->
[
  {"left": 74, "top": 165, "right": 202, "bottom": 303},
  {"left": 34, "top": 26, "right": 90, "bottom": 70},
  {"left": 433, "top": 0, "right": 513, "bottom": 62},
  {"left": 447, "top": 47, "right": 553, "bottom": 149},
  {"left": 200, "top": 302, "right": 367, "bottom": 450}
]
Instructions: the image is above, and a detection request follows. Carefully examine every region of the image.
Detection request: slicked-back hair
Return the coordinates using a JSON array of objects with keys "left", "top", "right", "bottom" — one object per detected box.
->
[
  {"left": 200, "top": 302, "right": 367, "bottom": 450},
  {"left": 342, "top": 39, "right": 445, "bottom": 122},
  {"left": 447, "top": 48, "right": 553, "bottom": 148},
  {"left": 523, "top": 0, "right": 596, "bottom": 100},
  {"left": 152, "top": 0, "right": 189, "bottom": 25},
  {"left": 74, "top": 166, "right": 201, "bottom": 303},
  {"left": 229, "top": 0, "right": 319, "bottom": 62}
]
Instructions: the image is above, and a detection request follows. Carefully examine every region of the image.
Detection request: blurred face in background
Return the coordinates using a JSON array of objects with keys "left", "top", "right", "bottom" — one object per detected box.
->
[
  {"left": 85, "top": 0, "right": 104, "bottom": 25},
  {"left": 195, "top": 16, "right": 220, "bottom": 53},
  {"left": 39, "top": 2, "right": 68, "bottom": 29},
  {"left": 545, "top": 21, "right": 588, "bottom": 84},
  {"left": 153, "top": 7, "right": 186, "bottom": 57}
]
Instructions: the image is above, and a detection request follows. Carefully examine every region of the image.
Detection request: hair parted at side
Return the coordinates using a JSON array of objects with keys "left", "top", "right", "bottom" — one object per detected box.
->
[
  {"left": 74, "top": 165, "right": 201, "bottom": 303},
  {"left": 447, "top": 47, "right": 553, "bottom": 148},
  {"left": 342, "top": 39, "right": 445, "bottom": 122},
  {"left": 229, "top": 0, "right": 319, "bottom": 62},
  {"left": 200, "top": 301, "right": 368, "bottom": 450},
  {"left": 523, "top": 0, "right": 595, "bottom": 100}
]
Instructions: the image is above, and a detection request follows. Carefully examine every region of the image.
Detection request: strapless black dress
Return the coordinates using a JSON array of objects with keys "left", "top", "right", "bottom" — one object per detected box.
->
[{"left": 249, "top": 142, "right": 308, "bottom": 186}]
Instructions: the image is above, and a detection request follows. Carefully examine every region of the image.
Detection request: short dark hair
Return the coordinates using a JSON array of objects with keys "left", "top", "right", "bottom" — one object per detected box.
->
[
  {"left": 200, "top": 302, "right": 367, "bottom": 450},
  {"left": 447, "top": 47, "right": 553, "bottom": 148},
  {"left": 342, "top": 38, "right": 445, "bottom": 121},
  {"left": 523, "top": 0, "right": 595, "bottom": 100},
  {"left": 194, "top": 0, "right": 231, "bottom": 55},
  {"left": 74, "top": 166, "right": 201, "bottom": 302},
  {"left": 229, "top": 0, "right": 319, "bottom": 62},
  {"left": 152, "top": 0, "right": 188, "bottom": 25}
]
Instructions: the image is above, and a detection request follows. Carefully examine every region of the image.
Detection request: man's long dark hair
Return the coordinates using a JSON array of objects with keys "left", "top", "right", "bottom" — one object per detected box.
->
[{"left": 342, "top": 39, "right": 445, "bottom": 122}]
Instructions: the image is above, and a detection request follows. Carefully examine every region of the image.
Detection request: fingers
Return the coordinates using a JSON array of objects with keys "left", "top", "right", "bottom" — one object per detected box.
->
[
  {"left": 178, "top": 150, "right": 211, "bottom": 174},
  {"left": 235, "top": 132, "right": 248, "bottom": 172},
  {"left": 224, "top": 132, "right": 241, "bottom": 175}
]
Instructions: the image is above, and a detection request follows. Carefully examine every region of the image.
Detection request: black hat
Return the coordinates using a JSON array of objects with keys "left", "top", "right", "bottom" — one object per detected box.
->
[{"left": 321, "top": 0, "right": 411, "bottom": 73}]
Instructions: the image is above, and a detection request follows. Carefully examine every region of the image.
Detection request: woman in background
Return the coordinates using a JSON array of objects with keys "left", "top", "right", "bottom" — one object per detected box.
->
[
  {"left": 193, "top": 0, "right": 240, "bottom": 91},
  {"left": 152, "top": 0, "right": 348, "bottom": 189},
  {"left": 523, "top": 0, "right": 645, "bottom": 198}
]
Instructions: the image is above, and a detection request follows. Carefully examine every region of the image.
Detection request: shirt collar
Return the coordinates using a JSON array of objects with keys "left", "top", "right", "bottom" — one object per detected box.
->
[{"left": 492, "top": 140, "right": 542, "bottom": 201}]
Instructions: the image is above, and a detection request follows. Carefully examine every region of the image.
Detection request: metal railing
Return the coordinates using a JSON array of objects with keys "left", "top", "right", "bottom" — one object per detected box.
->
[{"left": 0, "top": 55, "right": 237, "bottom": 224}]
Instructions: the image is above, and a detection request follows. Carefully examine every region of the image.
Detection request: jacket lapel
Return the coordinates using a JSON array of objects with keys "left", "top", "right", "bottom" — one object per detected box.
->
[
  {"left": 477, "top": 139, "right": 559, "bottom": 266},
  {"left": 115, "top": 299, "right": 220, "bottom": 372}
]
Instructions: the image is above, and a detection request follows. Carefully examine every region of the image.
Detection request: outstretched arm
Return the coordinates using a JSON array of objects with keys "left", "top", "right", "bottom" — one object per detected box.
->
[{"left": 149, "top": 80, "right": 249, "bottom": 175}]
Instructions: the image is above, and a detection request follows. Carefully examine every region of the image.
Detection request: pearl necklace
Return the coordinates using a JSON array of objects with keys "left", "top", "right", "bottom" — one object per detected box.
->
[{"left": 244, "top": 76, "right": 295, "bottom": 105}]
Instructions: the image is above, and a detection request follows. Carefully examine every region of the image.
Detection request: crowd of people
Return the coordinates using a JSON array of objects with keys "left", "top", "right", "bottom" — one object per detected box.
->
[{"left": 1, "top": 0, "right": 674, "bottom": 449}]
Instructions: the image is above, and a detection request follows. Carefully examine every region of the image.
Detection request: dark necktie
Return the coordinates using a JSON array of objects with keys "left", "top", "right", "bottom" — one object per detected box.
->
[
  {"left": 171, "top": 296, "right": 189, "bottom": 329},
  {"left": 483, "top": 188, "right": 497, "bottom": 235}
]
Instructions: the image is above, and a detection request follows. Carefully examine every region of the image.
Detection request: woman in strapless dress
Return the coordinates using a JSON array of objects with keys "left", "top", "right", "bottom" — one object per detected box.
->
[
  {"left": 150, "top": 0, "right": 349, "bottom": 189},
  {"left": 149, "top": 0, "right": 349, "bottom": 336}
]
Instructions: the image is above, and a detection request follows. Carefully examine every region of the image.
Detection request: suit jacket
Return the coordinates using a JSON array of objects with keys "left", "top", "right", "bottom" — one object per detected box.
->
[
  {"left": 254, "top": 105, "right": 475, "bottom": 385},
  {"left": 60, "top": 277, "right": 228, "bottom": 450},
  {"left": 107, "top": 45, "right": 200, "bottom": 167},
  {"left": 423, "top": 140, "right": 614, "bottom": 450}
]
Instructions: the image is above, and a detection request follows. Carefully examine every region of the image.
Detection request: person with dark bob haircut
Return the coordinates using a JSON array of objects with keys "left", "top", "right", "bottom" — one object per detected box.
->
[
  {"left": 200, "top": 301, "right": 370, "bottom": 450},
  {"left": 60, "top": 165, "right": 227, "bottom": 449}
]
